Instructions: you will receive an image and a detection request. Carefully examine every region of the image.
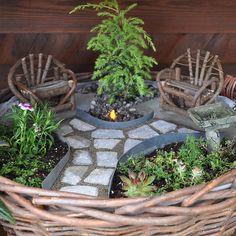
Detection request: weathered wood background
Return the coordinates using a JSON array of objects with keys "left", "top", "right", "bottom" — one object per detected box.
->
[{"left": 0, "top": 0, "right": 236, "bottom": 89}]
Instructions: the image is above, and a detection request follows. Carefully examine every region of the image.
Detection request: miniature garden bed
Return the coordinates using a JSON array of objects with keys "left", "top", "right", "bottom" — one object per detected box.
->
[
  {"left": 0, "top": 132, "right": 70, "bottom": 190},
  {"left": 76, "top": 78, "right": 157, "bottom": 129},
  {"left": 109, "top": 132, "right": 236, "bottom": 199},
  {"left": 0, "top": 132, "right": 236, "bottom": 236}
]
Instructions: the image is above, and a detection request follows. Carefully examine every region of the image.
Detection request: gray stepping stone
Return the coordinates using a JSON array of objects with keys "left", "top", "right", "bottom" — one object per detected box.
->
[
  {"left": 178, "top": 127, "right": 198, "bottom": 133},
  {"left": 69, "top": 118, "right": 96, "bottom": 131},
  {"left": 97, "top": 151, "right": 118, "bottom": 167},
  {"left": 60, "top": 185, "right": 98, "bottom": 197},
  {"left": 84, "top": 168, "right": 114, "bottom": 185},
  {"left": 150, "top": 120, "right": 177, "bottom": 134},
  {"left": 94, "top": 139, "right": 120, "bottom": 149},
  {"left": 124, "top": 139, "right": 142, "bottom": 153},
  {"left": 127, "top": 125, "right": 159, "bottom": 139},
  {"left": 66, "top": 136, "right": 91, "bottom": 149},
  {"left": 61, "top": 166, "right": 88, "bottom": 185},
  {"left": 73, "top": 150, "right": 92, "bottom": 165},
  {"left": 92, "top": 129, "right": 124, "bottom": 139},
  {"left": 56, "top": 124, "right": 73, "bottom": 136}
]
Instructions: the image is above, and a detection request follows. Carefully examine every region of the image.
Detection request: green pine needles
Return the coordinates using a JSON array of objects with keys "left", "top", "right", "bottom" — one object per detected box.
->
[{"left": 70, "top": 0, "right": 157, "bottom": 103}]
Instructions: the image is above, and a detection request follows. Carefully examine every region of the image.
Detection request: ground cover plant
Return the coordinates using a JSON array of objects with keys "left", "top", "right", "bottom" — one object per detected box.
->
[
  {"left": 112, "top": 136, "right": 236, "bottom": 197},
  {"left": 0, "top": 103, "right": 66, "bottom": 187}
]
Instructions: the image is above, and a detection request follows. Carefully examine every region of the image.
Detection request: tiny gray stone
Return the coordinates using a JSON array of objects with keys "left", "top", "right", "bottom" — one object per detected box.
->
[
  {"left": 94, "top": 139, "right": 121, "bottom": 149},
  {"left": 91, "top": 100, "right": 96, "bottom": 106},
  {"left": 178, "top": 127, "right": 198, "bottom": 133},
  {"left": 84, "top": 168, "right": 114, "bottom": 185},
  {"left": 92, "top": 129, "right": 124, "bottom": 139},
  {"left": 60, "top": 185, "right": 98, "bottom": 196},
  {"left": 129, "top": 108, "right": 136, "bottom": 112},
  {"left": 73, "top": 150, "right": 92, "bottom": 165},
  {"left": 150, "top": 120, "right": 177, "bottom": 134},
  {"left": 69, "top": 118, "right": 96, "bottom": 131},
  {"left": 127, "top": 125, "right": 159, "bottom": 139},
  {"left": 97, "top": 151, "right": 118, "bottom": 167},
  {"left": 56, "top": 124, "right": 73, "bottom": 136},
  {"left": 124, "top": 139, "right": 142, "bottom": 153},
  {"left": 61, "top": 166, "right": 88, "bottom": 185},
  {"left": 66, "top": 136, "right": 91, "bottom": 149}
]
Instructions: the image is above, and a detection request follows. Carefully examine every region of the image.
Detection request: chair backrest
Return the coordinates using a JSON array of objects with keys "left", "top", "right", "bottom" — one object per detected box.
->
[
  {"left": 170, "top": 48, "right": 224, "bottom": 87},
  {"left": 10, "top": 53, "right": 65, "bottom": 88}
]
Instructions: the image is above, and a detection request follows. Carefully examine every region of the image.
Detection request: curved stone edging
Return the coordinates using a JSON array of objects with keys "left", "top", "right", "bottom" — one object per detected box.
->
[
  {"left": 42, "top": 135, "right": 71, "bottom": 189},
  {"left": 76, "top": 107, "right": 154, "bottom": 129}
]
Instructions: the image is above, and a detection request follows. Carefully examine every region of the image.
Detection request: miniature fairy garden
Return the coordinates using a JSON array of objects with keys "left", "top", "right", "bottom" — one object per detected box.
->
[
  {"left": 71, "top": 0, "right": 158, "bottom": 122},
  {"left": 1, "top": 0, "right": 236, "bottom": 235}
]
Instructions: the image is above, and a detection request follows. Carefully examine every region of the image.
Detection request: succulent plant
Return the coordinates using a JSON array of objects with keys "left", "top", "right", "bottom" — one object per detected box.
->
[{"left": 120, "top": 170, "right": 156, "bottom": 197}]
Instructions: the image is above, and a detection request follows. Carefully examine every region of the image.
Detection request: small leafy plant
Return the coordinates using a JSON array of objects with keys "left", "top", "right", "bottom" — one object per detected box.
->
[
  {"left": 0, "top": 103, "right": 61, "bottom": 187},
  {"left": 120, "top": 170, "right": 156, "bottom": 197},
  {"left": 117, "top": 136, "right": 236, "bottom": 197},
  {"left": 70, "top": 0, "right": 157, "bottom": 103}
]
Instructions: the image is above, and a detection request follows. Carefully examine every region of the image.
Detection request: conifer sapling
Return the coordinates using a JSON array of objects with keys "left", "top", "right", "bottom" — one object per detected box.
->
[{"left": 70, "top": 0, "right": 157, "bottom": 103}]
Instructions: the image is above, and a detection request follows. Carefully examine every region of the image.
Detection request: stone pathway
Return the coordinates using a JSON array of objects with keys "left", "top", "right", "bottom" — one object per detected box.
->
[{"left": 56, "top": 118, "right": 197, "bottom": 197}]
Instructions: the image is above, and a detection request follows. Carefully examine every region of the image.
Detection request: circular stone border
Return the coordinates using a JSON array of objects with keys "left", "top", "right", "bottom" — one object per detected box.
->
[
  {"left": 76, "top": 107, "right": 154, "bottom": 129},
  {"left": 76, "top": 80, "right": 156, "bottom": 129}
]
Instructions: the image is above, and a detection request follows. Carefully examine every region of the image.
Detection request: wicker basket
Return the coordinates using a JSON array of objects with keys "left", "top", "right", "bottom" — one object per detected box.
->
[{"left": 0, "top": 168, "right": 236, "bottom": 236}]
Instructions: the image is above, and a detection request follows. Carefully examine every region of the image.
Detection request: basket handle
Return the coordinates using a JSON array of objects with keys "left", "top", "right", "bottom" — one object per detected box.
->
[{"left": 182, "top": 169, "right": 236, "bottom": 207}]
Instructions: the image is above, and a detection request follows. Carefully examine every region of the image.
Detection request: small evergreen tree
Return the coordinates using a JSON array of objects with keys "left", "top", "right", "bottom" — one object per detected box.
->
[{"left": 71, "top": 0, "right": 157, "bottom": 103}]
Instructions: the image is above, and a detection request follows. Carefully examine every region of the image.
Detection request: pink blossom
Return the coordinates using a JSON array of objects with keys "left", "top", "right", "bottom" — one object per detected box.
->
[{"left": 18, "top": 103, "right": 34, "bottom": 111}]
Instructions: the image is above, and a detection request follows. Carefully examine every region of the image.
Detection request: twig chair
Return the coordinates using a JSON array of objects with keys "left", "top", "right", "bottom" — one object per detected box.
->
[
  {"left": 156, "top": 48, "right": 224, "bottom": 115},
  {"left": 8, "top": 54, "right": 77, "bottom": 113}
]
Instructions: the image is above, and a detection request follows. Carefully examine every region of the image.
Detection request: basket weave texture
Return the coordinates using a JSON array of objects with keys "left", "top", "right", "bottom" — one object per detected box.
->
[{"left": 0, "top": 168, "right": 236, "bottom": 236}]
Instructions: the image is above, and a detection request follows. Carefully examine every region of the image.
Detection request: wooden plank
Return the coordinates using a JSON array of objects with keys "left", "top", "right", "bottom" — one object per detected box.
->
[{"left": 0, "top": 0, "right": 236, "bottom": 33}]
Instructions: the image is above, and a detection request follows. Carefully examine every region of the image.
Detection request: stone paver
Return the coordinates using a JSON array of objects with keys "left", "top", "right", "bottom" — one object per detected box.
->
[
  {"left": 69, "top": 118, "right": 96, "bottom": 131},
  {"left": 92, "top": 129, "right": 124, "bottom": 139},
  {"left": 61, "top": 166, "right": 88, "bottom": 185},
  {"left": 96, "top": 151, "right": 118, "bottom": 167},
  {"left": 127, "top": 125, "right": 159, "bottom": 139},
  {"left": 84, "top": 168, "right": 114, "bottom": 185},
  {"left": 57, "top": 124, "right": 73, "bottom": 136},
  {"left": 66, "top": 136, "right": 91, "bottom": 149},
  {"left": 60, "top": 185, "right": 98, "bottom": 197},
  {"left": 94, "top": 139, "right": 120, "bottom": 149},
  {"left": 73, "top": 150, "right": 92, "bottom": 165},
  {"left": 124, "top": 139, "right": 142, "bottom": 153},
  {"left": 150, "top": 120, "right": 177, "bottom": 134},
  {"left": 178, "top": 127, "right": 198, "bottom": 133}
]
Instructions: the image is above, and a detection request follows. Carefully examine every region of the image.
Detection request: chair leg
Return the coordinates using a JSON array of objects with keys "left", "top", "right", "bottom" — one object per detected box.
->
[{"left": 162, "top": 101, "right": 188, "bottom": 116}]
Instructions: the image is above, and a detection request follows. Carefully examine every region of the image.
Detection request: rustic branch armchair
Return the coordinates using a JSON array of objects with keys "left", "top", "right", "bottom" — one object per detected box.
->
[
  {"left": 8, "top": 54, "right": 77, "bottom": 113},
  {"left": 156, "top": 49, "right": 224, "bottom": 115}
]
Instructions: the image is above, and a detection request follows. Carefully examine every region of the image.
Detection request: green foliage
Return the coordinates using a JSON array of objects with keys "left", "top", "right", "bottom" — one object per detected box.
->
[
  {"left": 0, "top": 200, "right": 15, "bottom": 224},
  {"left": 120, "top": 170, "right": 156, "bottom": 197},
  {"left": 117, "top": 136, "right": 236, "bottom": 196},
  {"left": 10, "top": 104, "right": 60, "bottom": 157},
  {"left": 70, "top": 0, "right": 157, "bottom": 103},
  {"left": 0, "top": 103, "right": 61, "bottom": 187}
]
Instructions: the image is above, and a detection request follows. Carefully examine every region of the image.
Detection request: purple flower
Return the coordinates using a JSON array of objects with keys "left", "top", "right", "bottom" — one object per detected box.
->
[{"left": 18, "top": 103, "right": 34, "bottom": 111}]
